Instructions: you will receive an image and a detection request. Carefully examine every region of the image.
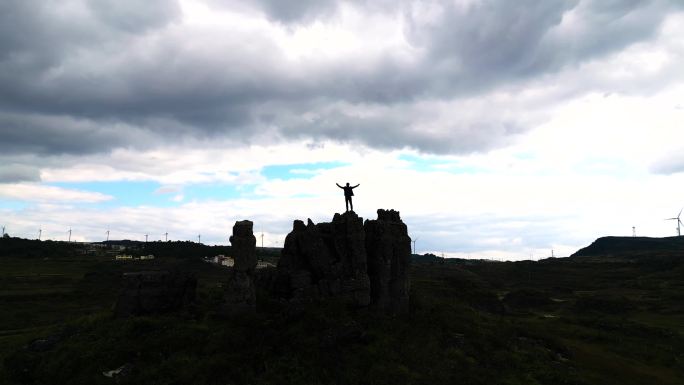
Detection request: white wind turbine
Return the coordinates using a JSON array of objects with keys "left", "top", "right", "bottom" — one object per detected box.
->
[{"left": 666, "top": 208, "right": 683, "bottom": 236}]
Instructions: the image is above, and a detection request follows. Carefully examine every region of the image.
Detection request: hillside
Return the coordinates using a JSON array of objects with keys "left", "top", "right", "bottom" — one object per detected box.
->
[
  {"left": 1, "top": 237, "right": 683, "bottom": 384},
  {"left": 571, "top": 236, "right": 684, "bottom": 257}
]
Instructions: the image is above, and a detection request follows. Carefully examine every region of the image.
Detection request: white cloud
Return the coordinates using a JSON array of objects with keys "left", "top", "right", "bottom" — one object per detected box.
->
[
  {"left": 2, "top": 2, "right": 684, "bottom": 259},
  {"left": 0, "top": 183, "right": 113, "bottom": 203}
]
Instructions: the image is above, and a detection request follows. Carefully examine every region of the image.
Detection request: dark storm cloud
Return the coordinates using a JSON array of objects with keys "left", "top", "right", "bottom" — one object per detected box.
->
[
  {"left": 0, "top": 0, "right": 681, "bottom": 157},
  {"left": 243, "top": 0, "right": 339, "bottom": 23},
  {"left": 0, "top": 112, "right": 133, "bottom": 155},
  {"left": 88, "top": 0, "right": 181, "bottom": 33},
  {"left": 404, "top": 0, "right": 683, "bottom": 93},
  {"left": 276, "top": 105, "right": 526, "bottom": 154},
  {"left": 0, "top": 164, "right": 41, "bottom": 183},
  {"left": 207, "top": 0, "right": 395, "bottom": 24}
]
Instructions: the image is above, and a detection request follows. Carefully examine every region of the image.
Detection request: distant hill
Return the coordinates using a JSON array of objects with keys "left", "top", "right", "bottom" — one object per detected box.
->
[
  {"left": 0, "top": 237, "right": 82, "bottom": 258},
  {"left": 410, "top": 253, "right": 445, "bottom": 264},
  {"left": 571, "top": 236, "right": 684, "bottom": 257},
  {"left": 0, "top": 237, "right": 282, "bottom": 260}
]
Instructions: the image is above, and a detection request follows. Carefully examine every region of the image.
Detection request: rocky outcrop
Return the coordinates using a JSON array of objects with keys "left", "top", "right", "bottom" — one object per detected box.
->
[
  {"left": 364, "top": 209, "right": 411, "bottom": 314},
  {"left": 223, "top": 220, "right": 257, "bottom": 313},
  {"left": 114, "top": 270, "right": 196, "bottom": 318},
  {"left": 277, "top": 211, "right": 371, "bottom": 307},
  {"left": 276, "top": 209, "right": 410, "bottom": 313}
]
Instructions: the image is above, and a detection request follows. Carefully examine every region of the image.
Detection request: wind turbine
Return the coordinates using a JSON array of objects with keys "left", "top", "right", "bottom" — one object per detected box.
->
[
  {"left": 412, "top": 237, "right": 418, "bottom": 255},
  {"left": 144, "top": 234, "right": 149, "bottom": 243},
  {"left": 666, "top": 208, "right": 683, "bottom": 236},
  {"left": 106, "top": 229, "right": 110, "bottom": 242},
  {"left": 67, "top": 228, "right": 72, "bottom": 242},
  {"left": 164, "top": 232, "right": 168, "bottom": 242},
  {"left": 38, "top": 228, "right": 42, "bottom": 241},
  {"left": 198, "top": 234, "right": 201, "bottom": 244}
]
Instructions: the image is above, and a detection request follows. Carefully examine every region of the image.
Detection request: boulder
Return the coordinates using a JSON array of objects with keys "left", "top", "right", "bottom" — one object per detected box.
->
[{"left": 114, "top": 270, "right": 196, "bottom": 318}]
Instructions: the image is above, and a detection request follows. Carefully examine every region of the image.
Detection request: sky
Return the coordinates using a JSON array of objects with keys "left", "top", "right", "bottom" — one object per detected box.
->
[{"left": 1, "top": 0, "right": 684, "bottom": 260}]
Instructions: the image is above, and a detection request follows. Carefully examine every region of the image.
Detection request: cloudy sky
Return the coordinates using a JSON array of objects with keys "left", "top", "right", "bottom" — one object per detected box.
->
[{"left": 1, "top": 0, "right": 684, "bottom": 259}]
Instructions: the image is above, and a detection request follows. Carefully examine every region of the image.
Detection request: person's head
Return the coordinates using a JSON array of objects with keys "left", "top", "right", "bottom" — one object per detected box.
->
[{"left": 345, "top": 182, "right": 350, "bottom": 186}]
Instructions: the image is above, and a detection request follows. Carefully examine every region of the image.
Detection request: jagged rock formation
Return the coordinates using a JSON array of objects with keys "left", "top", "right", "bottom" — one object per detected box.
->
[
  {"left": 114, "top": 270, "right": 196, "bottom": 318},
  {"left": 223, "top": 220, "right": 257, "bottom": 313},
  {"left": 277, "top": 211, "right": 370, "bottom": 307},
  {"left": 364, "top": 209, "right": 411, "bottom": 314},
  {"left": 276, "top": 209, "right": 410, "bottom": 313}
]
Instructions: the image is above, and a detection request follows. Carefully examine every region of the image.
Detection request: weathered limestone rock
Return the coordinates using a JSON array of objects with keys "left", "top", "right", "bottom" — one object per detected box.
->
[
  {"left": 114, "top": 270, "right": 196, "bottom": 318},
  {"left": 364, "top": 209, "right": 411, "bottom": 314},
  {"left": 274, "top": 209, "right": 410, "bottom": 313},
  {"left": 276, "top": 219, "right": 329, "bottom": 300},
  {"left": 323, "top": 211, "right": 371, "bottom": 306},
  {"left": 276, "top": 211, "right": 370, "bottom": 307},
  {"left": 224, "top": 220, "right": 257, "bottom": 313},
  {"left": 279, "top": 219, "right": 332, "bottom": 280},
  {"left": 231, "top": 220, "right": 257, "bottom": 273}
]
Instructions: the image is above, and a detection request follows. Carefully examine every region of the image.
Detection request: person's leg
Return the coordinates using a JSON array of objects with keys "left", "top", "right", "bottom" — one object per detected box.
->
[
  {"left": 349, "top": 197, "right": 353, "bottom": 211},
  {"left": 345, "top": 197, "right": 350, "bottom": 211}
]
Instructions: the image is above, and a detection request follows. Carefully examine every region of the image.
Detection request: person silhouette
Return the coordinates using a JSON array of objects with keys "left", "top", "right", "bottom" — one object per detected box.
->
[{"left": 336, "top": 182, "right": 360, "bottom": 212}]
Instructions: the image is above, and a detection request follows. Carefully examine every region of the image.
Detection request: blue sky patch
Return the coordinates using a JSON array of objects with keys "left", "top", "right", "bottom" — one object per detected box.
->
[
  {"left": 49, "top": 181, "right": 252, "bottom": 207},
  {"left": 50, "top": 181, "right": 171, "bottom": 207},
  {"left": 262, "top": 161, "right": 348, "bottom": 180},
  {"left": 183, "top": 183, "right": 251, "bottom": 201},
  {"left": 0, "top": 200, "right": 27, "bottom": 210},
  {"left": 399, "top": 154, "right": 480, "bottom": 174}
]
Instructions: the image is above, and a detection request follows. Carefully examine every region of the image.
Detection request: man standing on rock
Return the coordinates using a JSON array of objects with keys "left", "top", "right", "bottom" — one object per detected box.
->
[{"left": 336, "top": 182, "right": 360, "bottom": 212}]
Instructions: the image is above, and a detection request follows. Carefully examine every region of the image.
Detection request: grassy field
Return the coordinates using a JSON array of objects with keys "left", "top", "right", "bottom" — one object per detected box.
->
[{"left": 0, "top": 238, "right": 682, "bottom": 384}]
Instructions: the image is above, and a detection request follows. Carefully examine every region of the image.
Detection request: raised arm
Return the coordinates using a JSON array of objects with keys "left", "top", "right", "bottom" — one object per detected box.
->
[
  {"left": 352, "top": 184, "right": 360, "bottom": 189},
  {"left": 336, "top": 183, "right": 343, "bottom": 189}
]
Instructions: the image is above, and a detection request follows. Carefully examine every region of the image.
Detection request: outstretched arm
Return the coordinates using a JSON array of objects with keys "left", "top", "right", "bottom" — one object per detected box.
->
[
  {"left": 336, "top": 183, "right": 343, "bottom": 188},
  {"left": 352, "top": 184, "right": 360, "bottom": 189}
]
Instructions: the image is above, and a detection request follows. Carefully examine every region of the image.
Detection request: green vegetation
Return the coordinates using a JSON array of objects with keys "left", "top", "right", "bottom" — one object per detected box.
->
[{"left": 1, "top": 237, "right": 683, "bottom": 384}]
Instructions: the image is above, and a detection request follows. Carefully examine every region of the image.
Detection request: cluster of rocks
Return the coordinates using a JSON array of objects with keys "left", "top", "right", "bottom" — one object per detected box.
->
[
  {"left": 114, "top": 270, "right": 196, "bottom": 318},
  {"left": 114, "top": 209, "right": 410, "bottom": 317},
  {"left": 275, "top": 209, "right": 410, "bottom": 314}
]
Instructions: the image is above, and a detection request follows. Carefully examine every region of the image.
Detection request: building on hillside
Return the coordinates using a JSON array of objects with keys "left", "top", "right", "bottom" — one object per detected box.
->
[
  {"left": 208, "top": 254, "right": 234, "bottom": 267},
  {"left": 114, "top": 254, "right": 154, "bottom": 260},
  {"left": 256, "top": 261, "right": 275, "bottom": 269},
  {"left": 220, "top": 256, "right": 234, "bottom": 267}
]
